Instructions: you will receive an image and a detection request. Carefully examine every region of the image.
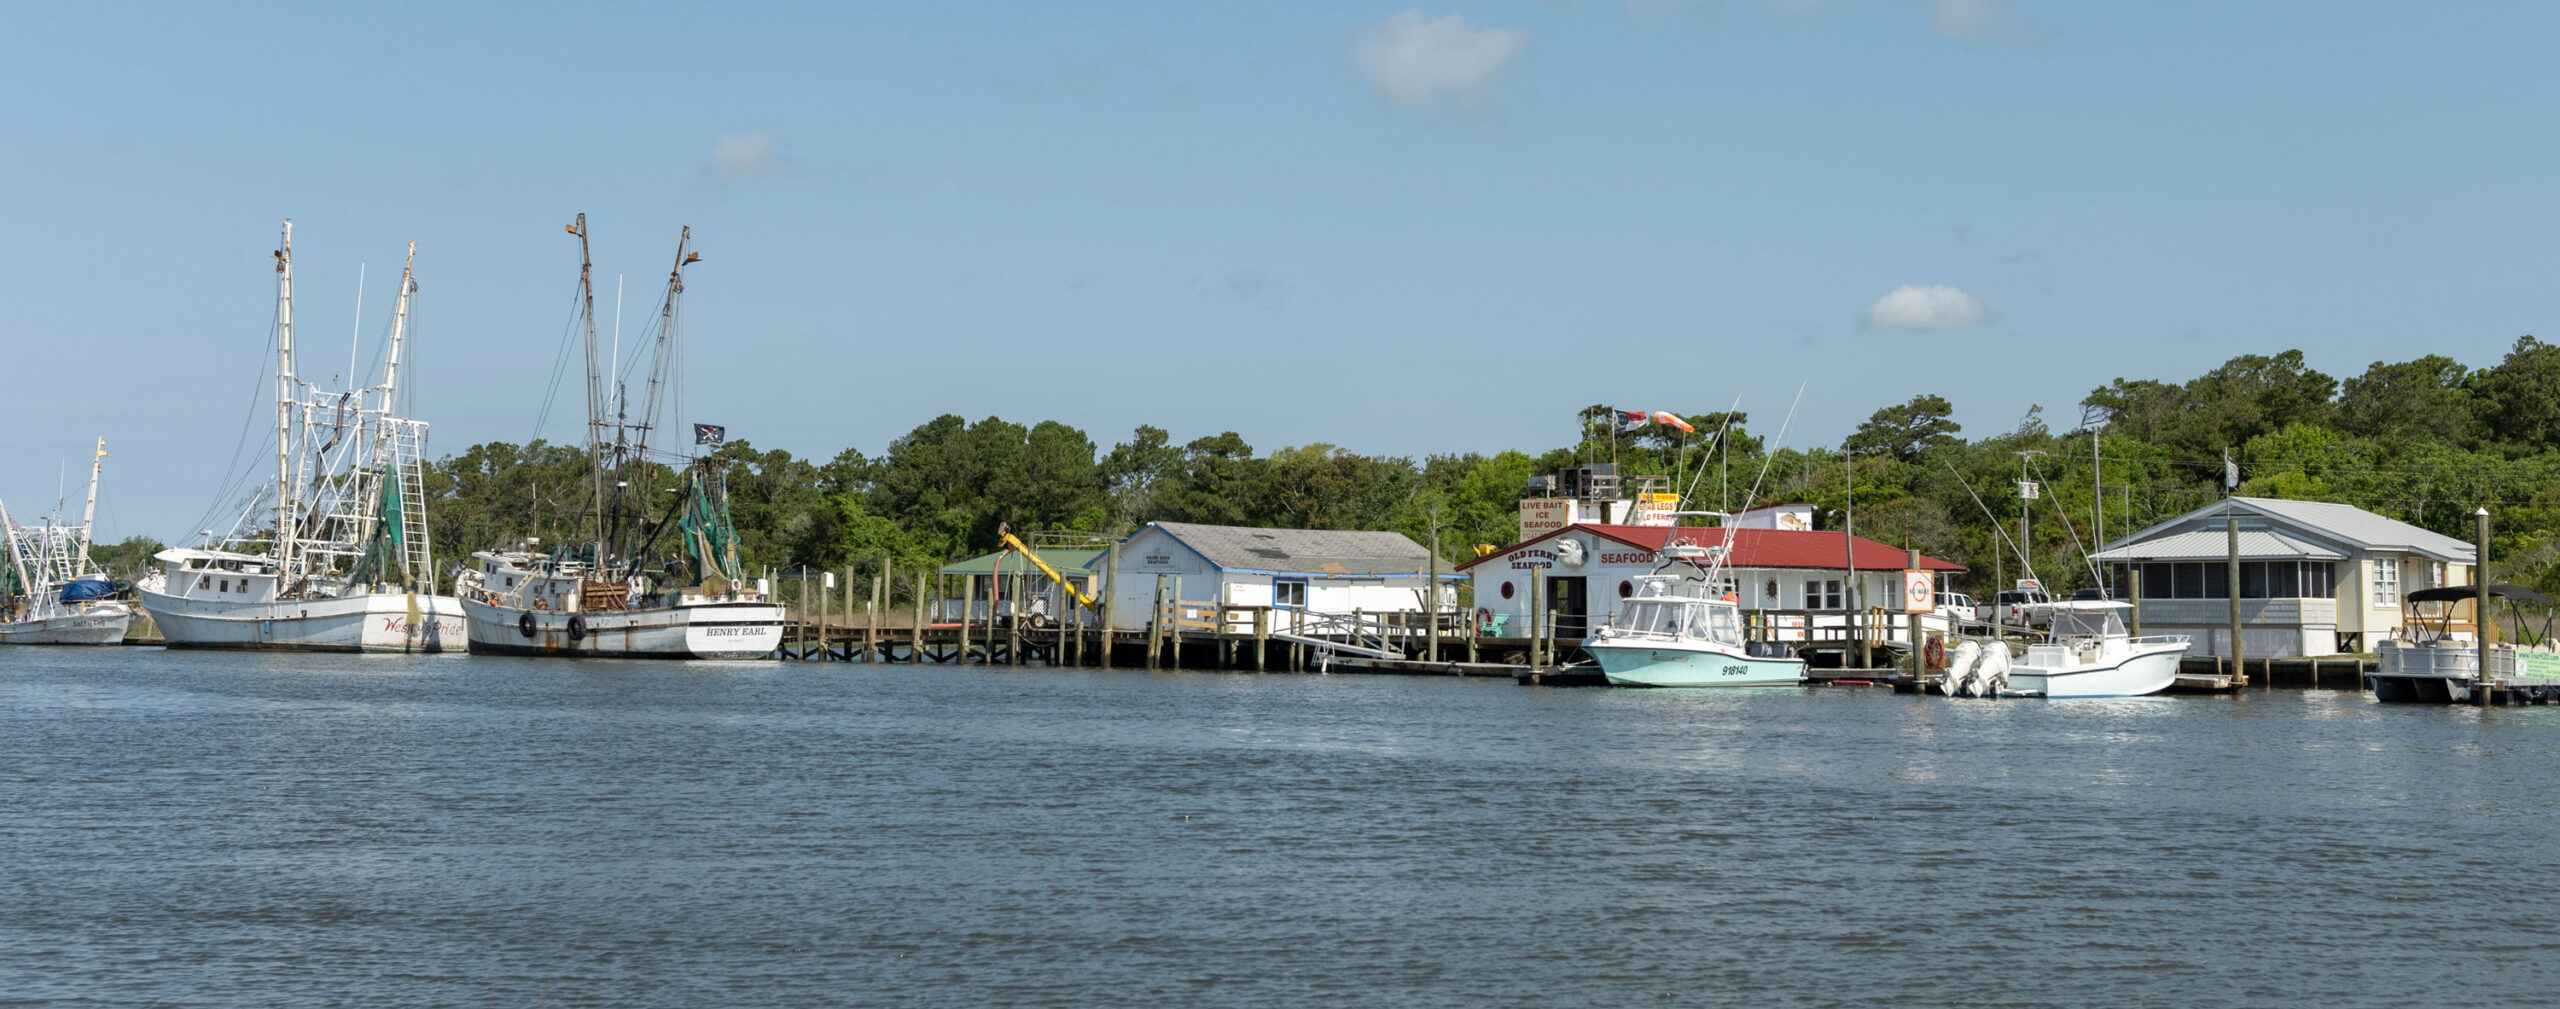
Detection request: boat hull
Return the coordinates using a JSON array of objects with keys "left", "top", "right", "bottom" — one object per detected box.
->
[
  {"left": 138, "top": 589, "right": 466, "bottom": 653},
  {"left": 2005, "top": 644, "right": 2183, "bottom": 698},
  {"left": 460, "top": 597, "right": 785, "bottom": 660},
  {"left": 0, "top": 608, "right": 133, "bottom": 645},
  {"left": 1590, "top": 643, "right": 1805, "bottom": 687},
  {"left": 2365, "top": 672, "right": 2476, "bottom": 704}
]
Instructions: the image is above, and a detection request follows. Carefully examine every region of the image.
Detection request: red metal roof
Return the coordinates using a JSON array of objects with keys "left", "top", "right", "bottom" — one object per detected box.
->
[{"left": 1457, "top": 523, "right": 1967, "bottom": 573}]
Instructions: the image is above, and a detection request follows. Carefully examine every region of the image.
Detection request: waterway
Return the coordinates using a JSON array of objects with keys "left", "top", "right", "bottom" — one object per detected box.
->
[{"left": 3, "top": 648, "right": 2556, "bottom": 1006}]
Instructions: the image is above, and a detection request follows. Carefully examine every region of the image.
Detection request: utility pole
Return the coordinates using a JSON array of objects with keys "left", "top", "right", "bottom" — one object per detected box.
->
[
  {"left": 1846, "top": 453, "right": 1864, "bottom": 668},
  {"left": 2478, "top": 507, "right": 2493, "bottom": 708}
]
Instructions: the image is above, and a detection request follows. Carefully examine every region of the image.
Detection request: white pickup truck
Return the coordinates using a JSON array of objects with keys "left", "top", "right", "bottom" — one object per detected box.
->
[{"left": 1975, "top": 588, "right": 2057, "bottom": 629}]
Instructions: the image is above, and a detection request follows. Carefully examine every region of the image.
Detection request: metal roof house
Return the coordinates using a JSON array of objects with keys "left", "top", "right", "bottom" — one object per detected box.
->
[
  {"left": 2092, "top": 496, "right": 2477, "bottom": 657},
  {"left": 1087, "top": 522, "right": 1459, "bottom": 632}
]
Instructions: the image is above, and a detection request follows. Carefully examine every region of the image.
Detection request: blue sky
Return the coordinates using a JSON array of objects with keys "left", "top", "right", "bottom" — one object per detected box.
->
[{"left": 8, "top": 2, "right": 2558, "bottom": 539}]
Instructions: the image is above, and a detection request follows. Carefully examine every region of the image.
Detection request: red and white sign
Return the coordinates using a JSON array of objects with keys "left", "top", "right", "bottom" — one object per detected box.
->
[{"left": 1903, "top": 570, "right": 1934, "bottom": 613}]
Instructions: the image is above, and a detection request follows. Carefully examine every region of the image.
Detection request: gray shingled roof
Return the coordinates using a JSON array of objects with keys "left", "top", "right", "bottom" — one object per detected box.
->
[
  {"left": 1147, "top": 522, "right": 1430, "bottom": 575},
  {"left": 2103, "top": 496, "right": 2475, "bottom": 563},
  {"left": 2090, "top": 529, "right": 2347, "bottom": 562}
]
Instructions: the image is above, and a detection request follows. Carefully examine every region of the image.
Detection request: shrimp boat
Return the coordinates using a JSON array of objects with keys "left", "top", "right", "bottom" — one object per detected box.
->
[
  {"left": 453, "top": 217, "right": 784, "bottom": 660},
  {"left": 0, "top": 439, "right": 135, "bottom": 644},
  {"left": 1996, "top": 601, "right": 2187, "bottom": 698},
  {"left": 137, "top": 226, "right": 465, "bottom": 652},
  {"left": 1585, "top": 537, "right": 1807, "bottom": 687}
]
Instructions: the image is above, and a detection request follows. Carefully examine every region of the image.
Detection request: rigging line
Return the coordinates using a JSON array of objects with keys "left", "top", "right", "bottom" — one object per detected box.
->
[
  {"left": 531, "top": 282, "right": 587, "bottom": 442},
  {"left": 189, "top": 307, "right": 287, "bottom": 543},
  {"left": 1942, "top": 460, "right": 2038, "bottom": 585},
  {"left": 2028, "top": 456, "right": 2108, "bottom": 588}
]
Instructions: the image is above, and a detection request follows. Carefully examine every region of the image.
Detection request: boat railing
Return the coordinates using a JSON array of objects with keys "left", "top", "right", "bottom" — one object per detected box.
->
[{"left": 2128, "top": 633, "right": 2190, "bottom": 648}]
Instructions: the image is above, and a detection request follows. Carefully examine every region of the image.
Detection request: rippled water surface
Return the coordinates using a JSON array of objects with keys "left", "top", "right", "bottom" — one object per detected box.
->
[{"left": 4, "top": 648, "right": 2558, "bottom": 1007}]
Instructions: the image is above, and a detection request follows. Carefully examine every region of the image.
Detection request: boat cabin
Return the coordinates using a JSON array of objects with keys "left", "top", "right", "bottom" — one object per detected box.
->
[{"left": 152, "top": 548, "right": 283, "bottom": 604}]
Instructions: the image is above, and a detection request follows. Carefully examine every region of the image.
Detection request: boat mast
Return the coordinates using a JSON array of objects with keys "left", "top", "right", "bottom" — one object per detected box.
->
[
  {"left": 274, "top": 221, "right": 298, "bottom": 575},
  {"left": 569, "top": 215, "right": 605, "bottom": 570},
  {"left": 77, "top": 437, "right": 104, "bottom": 569},
  {"left": 381, "top": 243, "right": 414, "bottom": 408}
]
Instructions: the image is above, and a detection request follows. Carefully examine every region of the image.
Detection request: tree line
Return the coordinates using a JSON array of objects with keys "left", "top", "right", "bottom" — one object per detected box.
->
[{"left": 84, "top": 338, "right": 2560, "bottom": 601}]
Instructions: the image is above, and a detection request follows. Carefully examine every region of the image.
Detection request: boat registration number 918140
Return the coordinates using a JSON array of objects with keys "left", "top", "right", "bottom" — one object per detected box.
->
[{"left": 1720, "top": 665, "right": 1750, "bottom": 677}]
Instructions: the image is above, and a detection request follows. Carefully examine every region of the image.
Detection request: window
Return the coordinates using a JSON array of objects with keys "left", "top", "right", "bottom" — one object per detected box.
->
[
  {"left": 2373, "top": 557, "right": 2399, "bottom": 607},
  {"left": 1618, "top": 580, "right": 1634, "bottom": 599},
  {"left": 1804, "top": 579, "right": 1842, "bottom": 610},
  {"left": 2171, "top": 563, "right": 2202, "bottom": 599},
  {"left": 1275, "top": 580, "right": 1308, "bottom": 607},
  {"left": 2304, "top": 562, "right": 2333, "bottom": 598},
  {"left": 218, "top": 579, "right": 229, "bottom": 593},
  {"left": 2203, "top": 563, "right": 2228, "bottom": 599},
  {"left": 1499, "top": 581, "right": 1515, "bottom": 600},
  {"left": 198, "top": 576, "right": 211, "bottom": 590}
]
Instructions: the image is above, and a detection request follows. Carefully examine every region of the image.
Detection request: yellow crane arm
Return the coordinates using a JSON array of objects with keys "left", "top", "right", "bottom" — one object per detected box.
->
[{"left": 997, "top": 523, "right": 1096, "bottom": 609}]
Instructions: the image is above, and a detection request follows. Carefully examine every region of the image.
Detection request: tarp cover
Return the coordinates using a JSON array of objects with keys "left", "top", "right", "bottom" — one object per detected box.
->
[{"left": 59, "top": 577, "right": 118, "bottom": 602}]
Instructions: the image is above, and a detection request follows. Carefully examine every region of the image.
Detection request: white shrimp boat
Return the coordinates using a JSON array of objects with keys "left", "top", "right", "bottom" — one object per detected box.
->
[
  {"left": 452, "top": 217, "right": 784, "bottom": 660},
  {"left": 1997, "top": 601, "right": 2188, "bottom": 698},
  {"left": 137, "top": 226, "right": 465, "bottom": 652},
  {"left": 0, "top": 438, "right": 135, "bottom": 645},
  {"left": 1585, "top": 539, "right": 1807, "bottom": 687}
]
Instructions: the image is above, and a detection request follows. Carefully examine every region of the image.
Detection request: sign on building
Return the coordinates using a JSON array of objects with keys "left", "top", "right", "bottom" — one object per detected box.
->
[{"left": 1519, "top": 499, "right": 1580, "bottom": 541}]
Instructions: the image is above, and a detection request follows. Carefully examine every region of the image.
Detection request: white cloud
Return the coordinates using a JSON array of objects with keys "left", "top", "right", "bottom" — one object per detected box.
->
[
  {"left": 1859, "top": 285, "right": 1988, "bottom": 330},
  {"left": 1353, "top": 11, "right": 1531, "bottom": 116},
  {"left": 701, "top": 130, "right": 780, "bottom": 183},
  {"left": 1930, "top": 0, "right": 2031, "bottom": 44}
]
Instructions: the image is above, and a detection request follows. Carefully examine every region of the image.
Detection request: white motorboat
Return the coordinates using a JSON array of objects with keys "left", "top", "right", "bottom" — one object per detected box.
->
[
  {"left": 138, "top": 227, "right": 465, "bottom": 653},
  {"left": 1585, "top": 540, "right": 1807, "bottom": 687},
  {"left": 451, "top": 217, "right": 784, "bottom": 660},
  {"left": 1997, "top": 601, "right": 2187, "bottom": 698},
  {"left": 0, "top": 438, "right": 135, "bottom": 645}
]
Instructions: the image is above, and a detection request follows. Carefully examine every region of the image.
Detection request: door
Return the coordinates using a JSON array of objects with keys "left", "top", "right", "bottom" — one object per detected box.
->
[{"left": 1547, "top": 576, "right": 1588, "bottom": 640}]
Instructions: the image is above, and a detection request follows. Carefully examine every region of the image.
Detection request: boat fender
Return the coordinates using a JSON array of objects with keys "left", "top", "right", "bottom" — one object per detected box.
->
[
  {"left": 567, "top": 615, "right": 588, "bottom": 642},
  {"left": 518, "top": 612, "right": 538, "bottom": 638}
]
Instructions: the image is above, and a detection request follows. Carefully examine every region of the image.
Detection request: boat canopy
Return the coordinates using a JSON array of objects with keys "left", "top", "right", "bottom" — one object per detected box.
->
[
  {"left": 1614, "top": 596, "right": 1742, "bottom": 646},
  {"left": 2407, "top": 584, "right": 2556, "bottom": 606},
  {"left": 2050, "top": 606, "right": 2127, "bottom": 638}
]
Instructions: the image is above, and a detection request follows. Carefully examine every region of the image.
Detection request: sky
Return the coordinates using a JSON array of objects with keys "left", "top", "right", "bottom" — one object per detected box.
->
[{"left": 7, "top": 1, "right": 2559, "bottom": 540}]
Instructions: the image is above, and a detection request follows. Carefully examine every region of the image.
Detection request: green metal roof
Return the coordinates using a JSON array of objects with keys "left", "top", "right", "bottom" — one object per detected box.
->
[{"left": 939, "top": 548, "right": 1105, "bottom": 577}]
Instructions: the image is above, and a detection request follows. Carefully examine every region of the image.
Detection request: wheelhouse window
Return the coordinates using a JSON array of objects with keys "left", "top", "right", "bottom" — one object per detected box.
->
[{"left": 2373, "top": 557, "right": 2399, "bottom": 607}]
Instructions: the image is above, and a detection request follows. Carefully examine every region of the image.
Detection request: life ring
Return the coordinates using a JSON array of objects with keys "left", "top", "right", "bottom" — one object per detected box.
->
[
  {"left": 567, "top": 615, "right": 588, "bottom": 642},
  {"left": 1475, "top": 607, "right": 1492, "bottom": 632},
  {"left": 518, "top": 612, "right": 538, "bottom": 638},
  {"left": 1923, "top": 634, "right": 1947, "bottom": 671}
]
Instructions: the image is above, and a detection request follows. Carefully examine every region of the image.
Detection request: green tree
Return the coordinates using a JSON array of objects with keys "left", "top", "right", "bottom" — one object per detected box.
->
[{"left": 1843, "top": 394, "right": 1962, "bottom": 461}]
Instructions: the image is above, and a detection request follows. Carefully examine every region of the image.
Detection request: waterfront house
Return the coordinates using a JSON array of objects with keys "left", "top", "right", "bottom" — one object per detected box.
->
[
  {"left": 1088, "top": 522, "right": 1458, "bottom": 632},
  {"left": 2090, "top": 496, "right": 2476, "bottom": 657}
]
